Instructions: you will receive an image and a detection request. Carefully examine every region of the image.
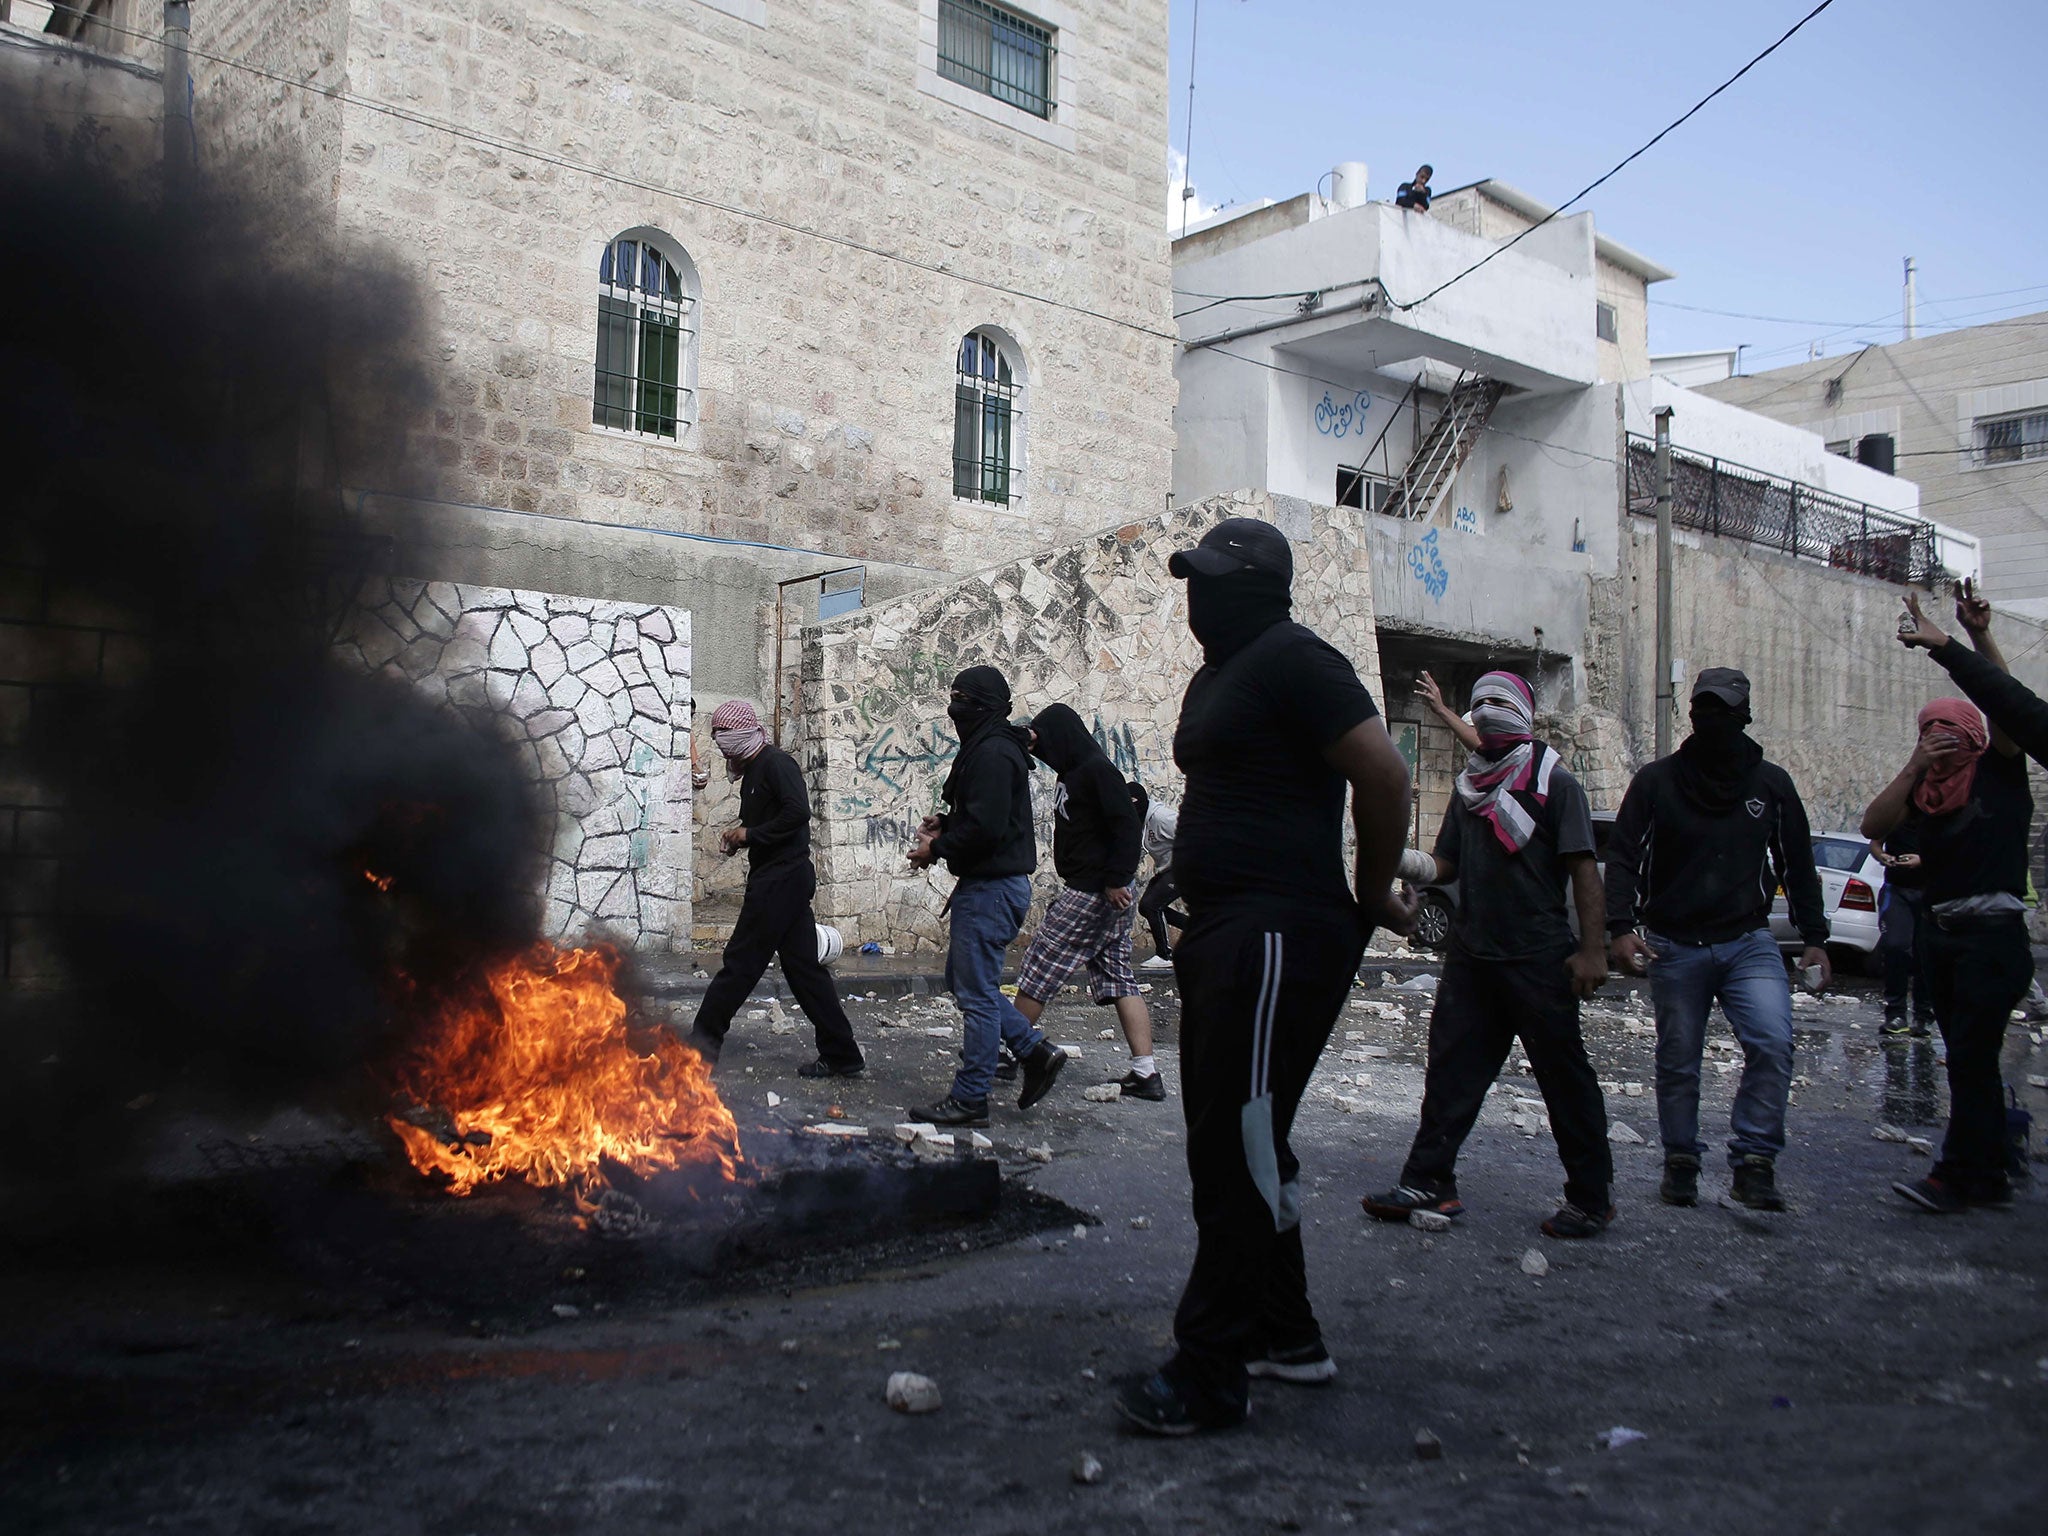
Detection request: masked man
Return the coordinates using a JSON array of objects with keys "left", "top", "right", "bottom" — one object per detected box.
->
[
  {"left": 1604, "top": 669, "right": 1829, "bottom": 1212},
  {"left": 686, "top": 700, "right": 865, "bottom": 1077}
]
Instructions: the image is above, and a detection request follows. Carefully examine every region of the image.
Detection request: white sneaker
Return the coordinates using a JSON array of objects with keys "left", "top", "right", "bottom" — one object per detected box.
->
[{"left": 1139, "top": 955, "right": 1175, "bottom": 973}]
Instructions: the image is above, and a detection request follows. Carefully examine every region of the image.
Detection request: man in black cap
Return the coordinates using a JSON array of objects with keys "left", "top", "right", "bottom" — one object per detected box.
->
[
  {"left": 1604, "top": 668, "right": 1830, "bottom": 1213},
  {"left": 1116, "top": 516, "right": 1414, "bottom": 1436},
  {"left": 906, "top": 666, "right": 1066, "bottom": 1127}
]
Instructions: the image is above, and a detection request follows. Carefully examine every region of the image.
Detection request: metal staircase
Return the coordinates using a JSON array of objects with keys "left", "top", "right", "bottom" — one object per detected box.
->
[{"left": 1382, "top": 376, "right": 1506, "bottom": 522}]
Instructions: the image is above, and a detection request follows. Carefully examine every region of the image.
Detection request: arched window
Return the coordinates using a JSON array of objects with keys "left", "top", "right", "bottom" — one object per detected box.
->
[
  {"left": 953, "top": 329, "right": 1022, "bottom": 505},
  {"left": 593, "top": 232, "right": 697, "bottom": 439}
]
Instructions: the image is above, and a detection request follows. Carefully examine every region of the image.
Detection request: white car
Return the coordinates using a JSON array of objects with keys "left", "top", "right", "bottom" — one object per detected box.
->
[{"left": 1770, "top": 833, "right": 1885, "bottom": 967}]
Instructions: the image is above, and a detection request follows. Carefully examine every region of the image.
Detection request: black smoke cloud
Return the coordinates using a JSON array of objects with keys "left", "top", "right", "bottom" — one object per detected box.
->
[{"left": 0, "top": 146, "right": 549, "bottom": 1190}]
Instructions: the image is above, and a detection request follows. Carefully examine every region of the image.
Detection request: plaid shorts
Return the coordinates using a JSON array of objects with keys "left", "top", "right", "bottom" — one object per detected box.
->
[{"left": 1016, "top": 887, "right": 1139, "bottom": 1005}]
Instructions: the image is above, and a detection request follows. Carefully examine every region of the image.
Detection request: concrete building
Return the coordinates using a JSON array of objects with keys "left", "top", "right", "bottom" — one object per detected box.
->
[
  {"left": 1172, "top": 165, "right": 2000, "bottom": 847},
  {"left": 1700, "top": 314, "right": 2048, "bottom": 619}
]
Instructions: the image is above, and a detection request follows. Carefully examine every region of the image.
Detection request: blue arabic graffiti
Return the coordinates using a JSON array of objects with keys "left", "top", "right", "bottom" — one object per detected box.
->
[
  {"left": 857, "top": 722, "right": 959, "bottom": 793},
  {"left": 1313, "top": 389, "right": 1372, "bottom": 438},
  {"left": 1407, "top": 529, "right": 1450, "bottom": 602}
]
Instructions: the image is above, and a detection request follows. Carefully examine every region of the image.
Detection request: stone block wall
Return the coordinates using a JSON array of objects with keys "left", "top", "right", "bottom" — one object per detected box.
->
[
  {"left": 798, "top": 490, "right": 1387, "bottom": 951},
  {"left": 190, "top": 0, "right": 1177, "bottom": 577},
  {"left": 336, "top": 579, "right": 694, "bottom": 950}
]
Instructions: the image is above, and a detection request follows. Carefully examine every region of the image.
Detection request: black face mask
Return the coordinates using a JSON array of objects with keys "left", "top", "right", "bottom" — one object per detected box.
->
[
  {"left": 1674, "top": 704, "right": 1762, "bottom": 811},
  {"left": 947, "top": 698, "right": 994, "bottom": 734},
  {"left": 1186, "top": 569, "right": 1292, "bottom": 665}
]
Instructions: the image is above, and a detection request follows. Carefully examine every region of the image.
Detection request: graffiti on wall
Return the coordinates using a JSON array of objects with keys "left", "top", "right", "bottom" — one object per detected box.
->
[
  {"left": 1314, "top": 390, "right": 1373, "bottom": 439},
  {"left": 1407, "top": 529, "right": 1450, "bottom": 602},
  {"left": 1451, "top": 505, "right": 1480, "bottom": 536}
]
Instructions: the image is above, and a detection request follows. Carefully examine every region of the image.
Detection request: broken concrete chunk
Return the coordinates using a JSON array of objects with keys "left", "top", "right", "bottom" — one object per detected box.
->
[
  {"left": 1871, "top": 1123, "right": 1909, "bottom": 1143},
  {"left": 1598, "top": 1426, "right": 1648, "bottom": 1450},
  {"left": 885, "top": 1372, "right": 942, "bottom": 1414},
  {"left": 1083, "top": 1083, "right": 1122, "bottom": 1102},
  {"left": 893, "top": 1121, "right": 937, "bottom": 1143},
  {"left": 766, "top": 997, "right": 786, "bottom": 1025},
  {"left": 1413, "top": 1428, "right": 1443, "bottom": 1460},
  {"left": 1409, "top": 1209, "right": 1452, "bottom": 1232},
  {"left": 1071, "top": 1452, "right": 1104, "bottom": 1485},
  {"left": 1607, "top": 1122, "right": 1645, "bottom": 1145},
  {"left": 1520, "top": 1248, "right": 1550, "bottom": 1277},
  {"left": 1128, "top": 1215, "right": 1151, "bottom": 1230},
  {"left": 766, "top": 1092, "right": 782, "bottom": 1108},
  {"left": 1333, "top": 1095, "right": 1365, "bottom": 1114},
  {"left": 1905, "top": 1136, "right": 1933, "bottom": 1155},
  {"left": 969, "top": 1131, "right": 994, "bottom": 1150},
  {"left": 800, "top": 1122, "right": 868, "bottom": 1138},
  {"left": 1024, "top": 1144, "right": 1054, "bottom": 1163},
  {"left": 744, "top": 1009, "right": 767, "bottom": 1021}
]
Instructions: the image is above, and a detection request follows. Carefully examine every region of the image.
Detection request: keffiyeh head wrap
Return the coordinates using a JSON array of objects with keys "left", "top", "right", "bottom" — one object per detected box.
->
[
  {"left": 1912, "top": 697, "right": 1989, "bottom": 816},
  {"left": 1454, "top": 671, "right": 1551, "bottom": 853},
  {"left": 710, "top": 699, "right": 768, "bottom": 779}
]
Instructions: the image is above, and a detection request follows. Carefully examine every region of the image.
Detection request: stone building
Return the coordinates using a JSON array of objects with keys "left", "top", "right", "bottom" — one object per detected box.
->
[
  {"left": 1699, "top": 313, "right": 2048, "bottom": 619},
  {"left": 178, "top": 0, "right": 1177, "bottom": 940}
]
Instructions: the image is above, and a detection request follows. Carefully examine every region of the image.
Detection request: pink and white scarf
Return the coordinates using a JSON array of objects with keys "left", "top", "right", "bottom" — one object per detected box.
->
[
  {"left": 710, "top": 698, "right": 768, "bottom": 780},
  {"left": 1454, "top": 671, "right": 1552, "bottom": 853}
]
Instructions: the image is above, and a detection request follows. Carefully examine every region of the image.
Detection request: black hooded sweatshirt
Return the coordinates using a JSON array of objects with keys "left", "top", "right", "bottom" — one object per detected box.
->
[
  {"left": 1030, "top": 704, "right": 1142, "bottom": 893},
  {"left": 932, "top": 713, "right": 1037, "bottom": 880}
]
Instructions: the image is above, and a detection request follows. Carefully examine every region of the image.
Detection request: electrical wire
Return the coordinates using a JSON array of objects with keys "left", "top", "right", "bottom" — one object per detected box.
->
[
  {"left": 76, "top": 14, "right": 1178, "bottom": 344},
  {"left": 1381, "top": 0, "right": 1841, "bottom": 314}
]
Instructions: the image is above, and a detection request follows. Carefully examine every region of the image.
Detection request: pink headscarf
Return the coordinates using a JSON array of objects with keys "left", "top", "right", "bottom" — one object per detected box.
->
[
  {"left": 1911, "top": 697, "right": 1989, "bottom": 816},
  {"left": 710, "top": 699, "right": 768, "bottom": 779}
]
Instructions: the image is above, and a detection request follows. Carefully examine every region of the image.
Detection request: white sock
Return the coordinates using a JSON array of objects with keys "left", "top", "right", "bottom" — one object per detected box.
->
[{"left": 1130, "top": 1054, "right": 1156, "bottom": 1078}]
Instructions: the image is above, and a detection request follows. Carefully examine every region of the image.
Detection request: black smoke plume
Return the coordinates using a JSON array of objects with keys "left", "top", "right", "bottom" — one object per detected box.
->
[{"left": 0, "top": 149, "right": 549, "bottom": 1197}]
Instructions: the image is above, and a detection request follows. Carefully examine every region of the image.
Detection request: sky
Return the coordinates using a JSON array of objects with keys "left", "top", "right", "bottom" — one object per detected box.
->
[{"left": 1165, "top": 0, "right": 2048, "bottom": 370}]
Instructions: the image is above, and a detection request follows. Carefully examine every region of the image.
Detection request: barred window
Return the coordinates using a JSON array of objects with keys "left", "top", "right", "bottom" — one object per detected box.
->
[
  {"left": 937, "top": 0, "right": 1056, "bottom": 120},
  {"left": 953, "top": 330, "right": 1021, "bottom": 506},
  {"left": 594, "top": 234, "right": 697, "bottom": 439},
  {"left": 1975, "top": 410, "right": 2048, "bottom": 467}
]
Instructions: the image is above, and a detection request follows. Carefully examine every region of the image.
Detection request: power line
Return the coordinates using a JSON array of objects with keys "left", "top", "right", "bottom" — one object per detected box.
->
[
  {"left": 83, "top": 15, "right": 1177, "bottom": 344},
  {"left": 1178, "top": 0, "right": 1201, "bottom": 242},
  {"left": 1382, "top": 0, "right": 1841, "bottom": 314}
]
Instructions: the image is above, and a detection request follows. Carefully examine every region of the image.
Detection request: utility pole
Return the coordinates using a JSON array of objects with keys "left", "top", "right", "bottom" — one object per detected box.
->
[
  {"left": 163, "top": 1, "right": 194, "bottom": 200},
  {"left": 1653, "top": 406, "right": 1675, "bottom": 757},
  {"left": 1902, "top": 256, "right": 1917, "bottom": 342}
]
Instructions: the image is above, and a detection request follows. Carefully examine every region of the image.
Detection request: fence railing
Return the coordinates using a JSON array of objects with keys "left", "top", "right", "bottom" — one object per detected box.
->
[{"left": 1625, "top": 434, "right": 1941, "bottom": 587}]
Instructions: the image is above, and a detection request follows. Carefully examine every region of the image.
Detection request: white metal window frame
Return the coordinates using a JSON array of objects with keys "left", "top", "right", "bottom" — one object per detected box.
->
[
  {"left": 1960, "top": 376, "right": 2048, "bottom": 474},
  {"left": 915, "top": 0, "right": 1076, "bottom": 153},
  {"left": 951, "top": 326, "right": 1029, "bottom": 515},
  {"left": 588, "top": 227, "right": 703, "bottom": 448}
]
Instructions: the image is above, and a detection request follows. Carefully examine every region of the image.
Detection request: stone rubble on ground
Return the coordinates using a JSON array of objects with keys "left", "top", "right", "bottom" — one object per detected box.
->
[
  {"left": 885, "top": 1373, "right": 942, "bottom": 1414},
  {"left": 1598, "top": 1426, "right": 1648, "bottom": 1450},
  {"left": 1520, "top": 1248, "right": 1550, "bottom": 1277},
  {"left": 1083, "top": 1083, "right": 1122, "bottom": 1102},
  {"left": 1024, "top": 1144, "right": 1054, "bottom": 1163},
  {"left": 1409, "top": 1209, "right": 1453, "bottom": 1232},
  {"left": 1413, "top": 1428, "right": 1443, "bottom": 1460},
  {"left": 1872, "top": 1124, "right": 1909, "bottom": 1143},
  {"left": 800, "top": 1122, "right": 867, "bottom": 1138},
  {"left": 1608, "top": 1122, "right": 1645, "bottom": 1145},
  {"left": 1071, "top": 1453, "right": 1104, "bottom": 1485}
]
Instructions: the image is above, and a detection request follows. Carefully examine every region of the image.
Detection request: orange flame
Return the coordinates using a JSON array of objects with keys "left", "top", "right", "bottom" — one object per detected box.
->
[
  {"left": 385, "top": 942, "right": 742, "bottom": 1197},
  {"left": 362, "top": 868, "right": 395, "bottom": 893}
]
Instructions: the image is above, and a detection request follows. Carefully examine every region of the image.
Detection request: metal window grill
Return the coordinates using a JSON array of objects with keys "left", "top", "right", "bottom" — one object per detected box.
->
[
  {"left": 1626, "top": 434, "right": 1941, "bottom": 586},
  {"left": 937, "top": 0, "right": 1055, "bottom": 119},
  {"left": 953, "top": 331, "right": 1020, "bottom": 506},
  {"left": 593, "top": 237, "right": 695, "bottom": 439},
  {"left": 1974, "top": 410, "right": 2048, "bottom": 467}
]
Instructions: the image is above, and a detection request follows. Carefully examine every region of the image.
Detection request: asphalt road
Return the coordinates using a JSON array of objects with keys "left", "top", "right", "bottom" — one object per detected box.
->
[{"left": 5, "top": 956, "right": 2046, "bottom": 1535}]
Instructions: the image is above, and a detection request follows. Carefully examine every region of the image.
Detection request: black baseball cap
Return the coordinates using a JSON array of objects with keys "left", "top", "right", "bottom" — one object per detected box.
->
[
  {"left": 1691, "top": 667, "right": 1751, "bottom": 711},
  {"left": 1168, "top": 517, "right": 1294, "bottom": 581}
]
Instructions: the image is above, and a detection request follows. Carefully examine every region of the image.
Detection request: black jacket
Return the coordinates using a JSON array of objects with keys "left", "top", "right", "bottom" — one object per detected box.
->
[
  {"left": 737, "top": 744, "right": 811, "bottom": 874},
  {"left": 933, "top": 718, "right": 1037, "bottom": 880},
  {"left": 1604, "top": 753, "right": 1828, "bottom": 947},
  {"left": 1029, "top": 704, "right": 1142, "bottom": 892}
]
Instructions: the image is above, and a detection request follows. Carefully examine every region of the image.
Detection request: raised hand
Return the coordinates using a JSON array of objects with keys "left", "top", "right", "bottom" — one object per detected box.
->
[
  {"left": 1955, "top": 576, "right": 1992, "bottom": 637},
  {"left": 1896, "top": 590, "right": 1951, "bottom": 651}
]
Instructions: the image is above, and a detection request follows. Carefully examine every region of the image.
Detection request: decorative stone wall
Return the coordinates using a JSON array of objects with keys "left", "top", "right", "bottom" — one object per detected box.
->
[
  {"left": 337, "top": 580, "right": 694, "bottom": 951},
  {"left": 798, "top": 491, "right": 1387, "bottom": 952}
]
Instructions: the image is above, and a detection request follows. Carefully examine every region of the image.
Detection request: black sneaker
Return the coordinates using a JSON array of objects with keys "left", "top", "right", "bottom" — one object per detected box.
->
[
  {"left": 1909, "top": 1015, "right": 1934, "bottom": 1040},
  {"left": 1245, "top": 1339, "right": 1337, "bottom": 1385},
  {"left": 1880, "top": 1013, "right": 1913, "bottom": 1038},
  {"left": 1965, "top": 1181, "right": 2016, "bottom": 1210},
  {"left": 907, "top": 1095, "right": 989, "bottom": 1128},
  {"left": 798, "top": 1057, "right": 865, "bottom": 1079},
  {"left": 1660, "top": 1153, "right": 1701, "bottom": 1207},
  {"left": 1894, "top": 1175, "right": 1966, "bottom": 1214},
  {"left": 1116, "top": 1069, "right": 1167, "bottom": 1102},
  {"left": 1729, "top": 1155, "right": 1787, "bottom": 1212},
  {"left": 1018, "top": 1041, "right": 1069, "bottom": 1109},
  {"left": 1541, "top": 1202, "right": 1616, "bottom": 1239},
  {"left": 1359, "top": 1185, "right": 1463, "bottom": 1222},
  {"left": 1113, "top": 1371, "right": 1248, "bottom": 1436},
  {"left": 684, "top": 1029, "right": 723, "bottom": 1066},
  {"left": 994, "top": 1048, "right": 1019, "bottom": 1083}
]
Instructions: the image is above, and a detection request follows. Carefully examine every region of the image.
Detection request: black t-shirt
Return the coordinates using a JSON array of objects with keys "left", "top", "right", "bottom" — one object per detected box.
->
[
  {"left": 737, "top": 745, "right": 812, "bottom": 873},
  {"left": 1906, "top": 747, "right": 2031, "bottom": 906},
  {"left": 1433, "top": 750, "right": 1595, "bottom": 961},
  {"left": 1172, "top": 621, "right": 1380, "bottom": 913},
  {"left": 1881, "top": 816, "right": 1924, "bottom": 892},
  {"left": 1396, "top": 181, "right": 1431, "bottom": 210}
]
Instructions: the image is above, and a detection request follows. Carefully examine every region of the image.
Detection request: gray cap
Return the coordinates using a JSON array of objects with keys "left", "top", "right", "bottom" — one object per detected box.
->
[{"left": 1691, "top": 667, "right": 1751, "bottom": 711}]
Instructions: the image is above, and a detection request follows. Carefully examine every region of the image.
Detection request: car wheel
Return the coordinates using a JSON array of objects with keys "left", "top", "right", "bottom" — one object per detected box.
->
[{"left": 1412, "top": 892, "right": 1453, "bottom": 951}]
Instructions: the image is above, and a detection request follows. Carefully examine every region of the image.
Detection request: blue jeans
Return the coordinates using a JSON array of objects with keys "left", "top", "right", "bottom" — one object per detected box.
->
[
  {"left": 1647, "top": 928, "right": 1794, "bottom": 1166},
  {"left": 946, "top": 875, "right": 1044, "bottom": 1106}
]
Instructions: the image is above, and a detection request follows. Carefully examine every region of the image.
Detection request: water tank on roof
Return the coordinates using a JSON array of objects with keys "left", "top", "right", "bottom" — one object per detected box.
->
[
  {"left": 1856, "top": 434, "right": 1897, "bottom": 476},
  {"left": 1330, "top": 162, "right": 1370, "bottom": 209}
]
